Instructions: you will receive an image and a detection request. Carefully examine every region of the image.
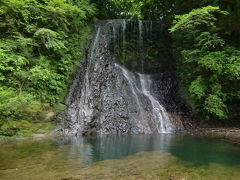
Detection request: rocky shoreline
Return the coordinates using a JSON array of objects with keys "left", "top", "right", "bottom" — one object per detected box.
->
[{"left": 188, "top": 128, "right": 240, "bottom": 144}]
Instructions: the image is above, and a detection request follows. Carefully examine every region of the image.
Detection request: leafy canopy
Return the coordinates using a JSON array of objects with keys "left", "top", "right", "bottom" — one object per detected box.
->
[
  {"left": 170, "top": 6, "right": 240, "bottom": 122},
  {"left": 0, "top": 0, "right": 96, "bottom": 136}
]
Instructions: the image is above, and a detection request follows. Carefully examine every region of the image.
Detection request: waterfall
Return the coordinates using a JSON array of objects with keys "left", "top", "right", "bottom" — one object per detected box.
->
[
  {"left": 139, "top": 74, "right": 173, "bottom": 133},
  {"left": 122, "top": 20, "right": 127, "bottom": 60},
  {"left": 138, "top": 20, "right": 144, "bottom": 73},
  {"left": 116, "top": 64, "right": 174, "bottom": 133},
  {"left": 112, "top": 23, "right": 116, "bottom": 53},
  {"left": 60, "top": 20, "right": 186, "bottom": 135},
  {"left": 115, "top": 64, "right": 143, "bottom": 115},
  {"left": 83, "top": 27, "right": 100, "bottom": 105},
  {"left": 115, "top": 64, "right": 146, "bottom": 129}
]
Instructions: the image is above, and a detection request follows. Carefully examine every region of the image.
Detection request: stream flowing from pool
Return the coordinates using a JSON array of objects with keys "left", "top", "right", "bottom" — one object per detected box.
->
[{"left": 1, "top": 135, "right": 240, "bottom": 180}]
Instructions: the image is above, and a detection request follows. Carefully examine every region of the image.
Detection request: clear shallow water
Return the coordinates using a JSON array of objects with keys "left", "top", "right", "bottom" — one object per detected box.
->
[{"left": 1, "top": 134, "right": 240, "bottom": 180}]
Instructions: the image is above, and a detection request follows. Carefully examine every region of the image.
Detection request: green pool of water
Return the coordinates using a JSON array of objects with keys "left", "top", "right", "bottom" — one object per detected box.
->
[{"left": 1, "top": 134, "right": 240, "bottom": 180}]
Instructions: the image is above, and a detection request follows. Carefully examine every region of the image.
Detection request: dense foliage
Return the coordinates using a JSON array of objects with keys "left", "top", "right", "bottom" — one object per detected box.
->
[
  {"left": 170, "top": 6, "right": 240, "bottom": 123},
  {"left": 0, "top": 0, "right": 96, "bottom": 136}
]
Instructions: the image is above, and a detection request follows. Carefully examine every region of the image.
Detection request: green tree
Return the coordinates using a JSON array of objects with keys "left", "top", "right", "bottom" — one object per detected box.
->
[
  {"left": 170, "top": 6, "right": 240, "bottom": 123},
  {"left": 0, "top": 0, "right": 96, "bottom": 136}
]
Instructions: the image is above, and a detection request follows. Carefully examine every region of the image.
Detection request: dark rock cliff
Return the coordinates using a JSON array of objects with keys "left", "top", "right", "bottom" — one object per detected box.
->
[{"left": 59, "top": 20, "right": 190, "bottom": 135}]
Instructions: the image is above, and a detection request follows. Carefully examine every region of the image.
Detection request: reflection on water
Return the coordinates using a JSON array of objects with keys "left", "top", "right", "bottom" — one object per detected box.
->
[
  {"left": 54, "top": 135, "right": 177, "bottom": 163},
  {"left": 54, "top": 134, "right": 240, "bottom": 166},
  {"left": 1, "top": 135, "right": 240, "bottom": 180}
]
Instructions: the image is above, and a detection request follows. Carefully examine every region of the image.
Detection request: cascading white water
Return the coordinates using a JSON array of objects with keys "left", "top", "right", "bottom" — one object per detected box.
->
[
  {"left": 139, "top": 74, "right": 173, "bottom": 133},
  {"left": 116, "top": 63, "right": 174, "bottom": 133},
  {"left": 138, "top": 20, "right": 143, "bottom": 47},
  {"left": 122, "top": 20, "right": 127, "bottom": 60},
  {"left": 112, "top": 22, "right": 116, "bottom": 54},
  {"left": 84, "top": 27, "right": 101, "bottom": 101},
  {"left": 61, "top": 20, "right": 185, "bottom": 135},
  {"left": 138, "top": 20, "right": 144, "bottom": 73},
  {"left": 115, "top": 64, "right": 148, "bottom": 133},
  {"left": 77, "top": 27, "right": 101, "bottom": 130}
]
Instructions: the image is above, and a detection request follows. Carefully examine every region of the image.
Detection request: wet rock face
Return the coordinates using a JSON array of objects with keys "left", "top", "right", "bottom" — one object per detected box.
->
[
  {"left": 59, "top": 20, "right": 189, "bottom": 136},
  {"left": 151, "top": 73, "right": 189, "bottom": 115}
]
